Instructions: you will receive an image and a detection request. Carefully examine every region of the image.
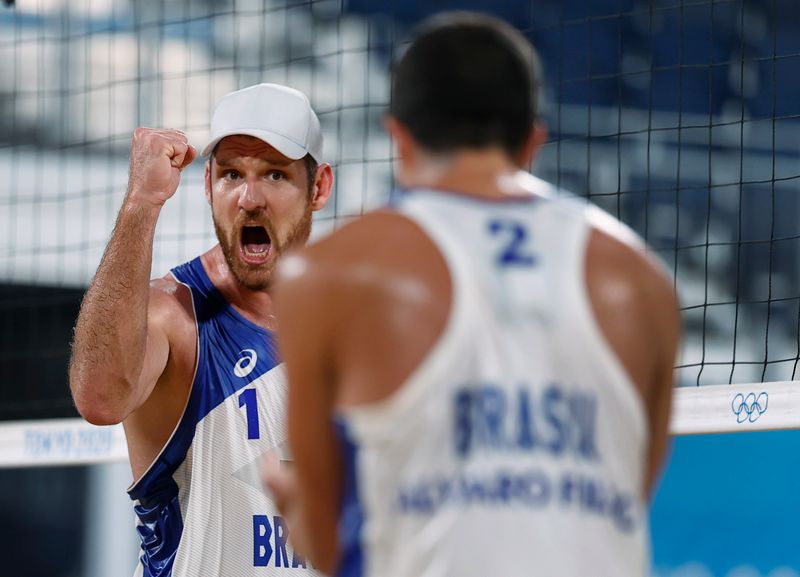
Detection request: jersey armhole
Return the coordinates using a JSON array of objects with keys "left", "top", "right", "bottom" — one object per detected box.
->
[{"left": 128, "top": 279, "right": 202, "bottom": 495}]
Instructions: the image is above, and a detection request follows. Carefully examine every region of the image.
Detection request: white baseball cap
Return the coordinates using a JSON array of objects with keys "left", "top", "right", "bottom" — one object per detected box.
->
[{"left": 201, "top": 83, "right": 323, "bottom": 162}]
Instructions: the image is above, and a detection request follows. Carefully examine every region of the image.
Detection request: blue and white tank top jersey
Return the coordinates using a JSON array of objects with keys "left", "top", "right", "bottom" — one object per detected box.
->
[
  {"left": 128, "top": 257, "right": 313, "bottom": 577},
  {"left": 335, "top": 178, "right": 651, "bottom": 577}
]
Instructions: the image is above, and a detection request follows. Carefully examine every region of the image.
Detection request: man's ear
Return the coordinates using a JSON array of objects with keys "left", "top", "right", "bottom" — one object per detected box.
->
[
  {"left": 384, "top": 115, "right": 419, "bottom": 187},
  {"left": 384, "top": 115, "right": 416, "bottom": 166},
  {"left": 517, "top": 121, "right": 548, "bottom": 169},
  {"left": 310, "top": 163, "right": 334, "bottom": 212},
  {"left": 204, "top": 159, "right": 213, "bottom": 205}
]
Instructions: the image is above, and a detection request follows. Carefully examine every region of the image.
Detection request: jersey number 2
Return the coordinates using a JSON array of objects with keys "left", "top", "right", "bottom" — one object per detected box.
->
[
  {"left": 488, "top": 219, "right": 536, "bottom": 267},
  {"left": 238, "top": 388, "right": 260, "bottom": 440}
]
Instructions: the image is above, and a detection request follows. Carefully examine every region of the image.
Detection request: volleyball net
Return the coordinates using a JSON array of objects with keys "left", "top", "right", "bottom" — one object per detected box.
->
[{"left": 2, "top": 0, "right": 800, "bottom": 469}]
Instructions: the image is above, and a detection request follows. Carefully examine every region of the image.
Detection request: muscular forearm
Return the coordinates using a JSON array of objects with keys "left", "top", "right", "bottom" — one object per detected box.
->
[
  {"left": 69, "top": 199, "right": 161, "bottom": 424},
  {"left": 70, "top": 128, "right": 194, "bottom": 424}
]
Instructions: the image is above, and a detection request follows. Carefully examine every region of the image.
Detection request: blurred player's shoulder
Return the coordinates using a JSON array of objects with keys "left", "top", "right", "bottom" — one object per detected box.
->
[
  {"left": 276, "top": 210, "right": 450, "bottom": 355},
  {"left": 280, "top": 209, "right": 446, "bottom": 289}
]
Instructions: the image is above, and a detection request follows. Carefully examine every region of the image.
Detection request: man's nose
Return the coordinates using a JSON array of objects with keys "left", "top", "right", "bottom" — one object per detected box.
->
[{"left": 237, "top": 180, "right": 266, "bottom": 212}]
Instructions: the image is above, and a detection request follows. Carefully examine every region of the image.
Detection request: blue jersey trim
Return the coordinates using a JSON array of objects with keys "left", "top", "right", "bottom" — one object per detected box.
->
[
  {"left": 335, "top": 418, "right": 365, "bottom": 577},
  {"left": 134, "top": 477, "right": 184, "bottom": 577},
  {"left": 170, "top": 256, "right": 273, "bottom": 337}
]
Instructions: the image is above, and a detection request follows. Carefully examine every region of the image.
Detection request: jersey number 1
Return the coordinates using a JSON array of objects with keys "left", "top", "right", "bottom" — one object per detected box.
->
[{"left": 238, "top": 388, "right": 260, "bottom": 440}]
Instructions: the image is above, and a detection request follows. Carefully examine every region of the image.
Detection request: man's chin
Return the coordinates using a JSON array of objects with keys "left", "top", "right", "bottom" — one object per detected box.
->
[
  {"left": 224, "top": 254, "right": 270, "bottom": 289},
  {"left": 233, "top": 268, "right": 272, "bottom": 291}
]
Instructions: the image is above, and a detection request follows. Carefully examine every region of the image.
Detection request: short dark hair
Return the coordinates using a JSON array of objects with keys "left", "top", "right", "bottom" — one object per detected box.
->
[{"left": 390, "top": 12, "right": 542, "bottom": 157}]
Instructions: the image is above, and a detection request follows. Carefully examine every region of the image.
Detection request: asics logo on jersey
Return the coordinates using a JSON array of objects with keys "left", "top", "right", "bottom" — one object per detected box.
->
[
  {"left": 731, "top": 392, "right": 768, "bottom": 423},
  {"left": 234, "top": 349, "right": 258, "bottom": 378}
]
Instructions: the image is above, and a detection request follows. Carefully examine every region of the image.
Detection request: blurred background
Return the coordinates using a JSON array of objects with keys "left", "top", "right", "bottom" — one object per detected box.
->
[{"left": 1, "top": 0, "right": 799, "bottom": 575}]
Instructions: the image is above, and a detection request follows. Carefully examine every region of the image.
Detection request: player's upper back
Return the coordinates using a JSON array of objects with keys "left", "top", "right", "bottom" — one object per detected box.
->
[
  {"left": 278, "top": 174, "right": 677, "bottom": 577},
  {"left": 318, "top": 175, "right": 658, "bottom": 424}
]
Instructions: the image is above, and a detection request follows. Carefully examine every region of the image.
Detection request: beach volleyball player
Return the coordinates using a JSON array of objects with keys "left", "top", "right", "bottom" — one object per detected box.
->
[{"left": 70, "top": 83, "right": 332, "bottom": 576}]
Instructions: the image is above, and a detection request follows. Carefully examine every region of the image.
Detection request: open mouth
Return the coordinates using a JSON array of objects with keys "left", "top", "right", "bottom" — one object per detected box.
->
[{"left": 240, "top": 225, "right": 272, "bottom": 263}]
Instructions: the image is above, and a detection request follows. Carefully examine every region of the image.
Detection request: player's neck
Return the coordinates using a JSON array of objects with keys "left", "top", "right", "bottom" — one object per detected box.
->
[
  {"left": 406, "top": 149, "right": 532, "bottom": 199},
  {"left": 200, "top": 248, "right": 277, "bottom": 331}
]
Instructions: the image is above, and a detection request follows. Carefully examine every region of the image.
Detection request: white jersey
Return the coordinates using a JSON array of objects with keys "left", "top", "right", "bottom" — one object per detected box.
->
[
  {"left": 129, "top": 257, "right": 314, "bottom": 577},
  {"left": 334, "top": 180, "right": 650, "bottom": 577}
]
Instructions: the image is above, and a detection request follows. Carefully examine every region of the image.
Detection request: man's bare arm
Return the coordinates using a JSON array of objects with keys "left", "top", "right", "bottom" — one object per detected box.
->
[
  {"left": 586, "top": 228, "right": 681, "bottom": 498},
  {"left": 69, "top": 129, "right": 196, "bottom": 425},
  {"left": 640, "top": 262, "right": 680, "bottom": 496},
  {"left": 271, "top": 253, "right": 343, "bottom": 574},
  {"left": 268, "top": 212, "right": 451, "bottom": 573}
]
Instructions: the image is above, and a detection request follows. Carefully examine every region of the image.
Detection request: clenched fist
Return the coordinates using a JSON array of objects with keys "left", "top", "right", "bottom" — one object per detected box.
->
[{"left": 126, "top": 128, "right": 197, "bottom": 209}]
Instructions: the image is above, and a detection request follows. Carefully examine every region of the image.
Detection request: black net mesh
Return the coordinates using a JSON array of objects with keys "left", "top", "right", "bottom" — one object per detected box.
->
[{"left": 1, "top": 0, "right": 799, "bottom": 419}]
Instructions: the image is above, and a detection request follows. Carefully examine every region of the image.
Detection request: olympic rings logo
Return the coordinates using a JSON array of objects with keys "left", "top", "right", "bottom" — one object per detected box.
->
[{"left": 731, "top": 392, "right": 768, "bottom": 423}]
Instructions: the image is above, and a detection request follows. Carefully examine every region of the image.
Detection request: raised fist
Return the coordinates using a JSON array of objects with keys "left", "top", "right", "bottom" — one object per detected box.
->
[{"left": 126, "top": 128, "right": 197, "bottom": 208}]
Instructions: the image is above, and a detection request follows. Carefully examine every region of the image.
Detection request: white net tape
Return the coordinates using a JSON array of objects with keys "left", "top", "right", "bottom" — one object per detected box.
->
[{"left": 0, "top": 383, "right": 795, "bottom": 468}]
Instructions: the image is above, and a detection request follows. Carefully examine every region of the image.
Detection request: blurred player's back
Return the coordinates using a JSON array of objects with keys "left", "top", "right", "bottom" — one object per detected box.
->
[{"left": 334, "top": 179, "right": 651, "bottom": 577}]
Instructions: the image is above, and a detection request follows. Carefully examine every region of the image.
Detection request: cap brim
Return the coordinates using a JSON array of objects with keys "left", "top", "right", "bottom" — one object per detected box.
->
[{"left": 200, "top": 128, "right": 308, "bottom": 160}]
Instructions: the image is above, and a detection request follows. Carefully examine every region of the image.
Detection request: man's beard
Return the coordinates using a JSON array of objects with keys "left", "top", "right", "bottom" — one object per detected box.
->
[{"left": 213, "top": 206, "right": 313, "bottom": 291}]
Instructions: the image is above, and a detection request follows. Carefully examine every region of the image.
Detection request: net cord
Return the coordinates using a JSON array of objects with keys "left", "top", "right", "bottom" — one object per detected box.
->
[{"left": 0, "top": 382, "right": 794, "bottom": 468}]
